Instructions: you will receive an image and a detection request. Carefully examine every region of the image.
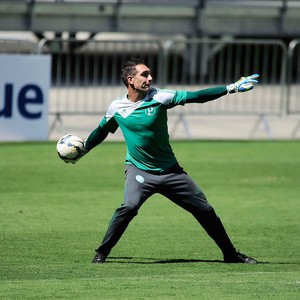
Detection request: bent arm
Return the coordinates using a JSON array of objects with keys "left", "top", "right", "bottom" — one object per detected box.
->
[
  {"left": 185, "top": 86, "right": 227, "bottom": 104},
  {"left": 85, "top": 125, "right": 109, "bottom": 152}
]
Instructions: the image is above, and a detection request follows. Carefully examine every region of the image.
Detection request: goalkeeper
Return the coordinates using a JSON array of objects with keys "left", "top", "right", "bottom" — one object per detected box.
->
[{"left": 78, "top": 58, "right": 259, "bottom": 264}]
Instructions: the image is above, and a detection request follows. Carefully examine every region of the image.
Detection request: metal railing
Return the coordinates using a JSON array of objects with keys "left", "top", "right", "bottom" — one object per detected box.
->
[
  {"left": 35, "top": 38, "right": 288, "bottom": 137},
  {"left": 37, "top": 38, "right": 164, "bottom": 115},
  {"left": 287, "top": 39, "right": 300, "bottom": 136},
  {"left": 162, "top": 38, "right": 287, "bottom": 115},
  {"left": 35, "top": 38, "right": 289, "bottom": 113},
  {"left": 287, "top": 39, "right": 300, "bottom": 115},
  {"left": 1, "top": 37, "right": 300, "bottom": 138}
]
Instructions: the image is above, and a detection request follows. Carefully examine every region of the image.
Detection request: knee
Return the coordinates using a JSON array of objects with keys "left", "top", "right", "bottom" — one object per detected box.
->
[
  {"left": 191, "top": 204, "right": 215, "bottom": 220},
  {"left": 117, "top": 203, "right": 139, "bottom": 217}
]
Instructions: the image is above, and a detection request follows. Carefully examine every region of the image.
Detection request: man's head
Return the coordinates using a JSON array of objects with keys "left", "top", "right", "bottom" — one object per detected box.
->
[{"left": 121, "top": 58, "right": 152, "bottom": 93}]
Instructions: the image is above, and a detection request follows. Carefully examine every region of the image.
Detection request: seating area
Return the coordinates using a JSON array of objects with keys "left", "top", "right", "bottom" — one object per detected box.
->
[{"left": 0, "top": 0, "right": 300, "bottom": 39}]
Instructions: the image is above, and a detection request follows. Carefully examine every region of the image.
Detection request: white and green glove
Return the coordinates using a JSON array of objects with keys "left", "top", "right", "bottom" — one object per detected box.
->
[
  {"left": 61, "top": 143, "right": 88, "bottom": 164},
  {"left": 69, "top": 142, "right": 89, "bottom": 164},
  {"left": 226, "top": 74, "right": 259, "bottom": 94}
]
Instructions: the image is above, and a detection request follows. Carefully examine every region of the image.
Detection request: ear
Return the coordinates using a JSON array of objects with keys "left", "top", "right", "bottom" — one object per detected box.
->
[{"left": 127, "top": 76, "right": 134, "bottom": 85}]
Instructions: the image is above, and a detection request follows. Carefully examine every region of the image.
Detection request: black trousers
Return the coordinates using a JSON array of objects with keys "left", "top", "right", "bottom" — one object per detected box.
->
[{"left": 96, "top": 163, "right": 236, "bottom": 258}]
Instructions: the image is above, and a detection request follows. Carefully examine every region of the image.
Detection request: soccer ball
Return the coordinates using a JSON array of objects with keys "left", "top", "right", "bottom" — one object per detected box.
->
[{"left": 56, "top": 134, "right": 84, "bottom": 163}]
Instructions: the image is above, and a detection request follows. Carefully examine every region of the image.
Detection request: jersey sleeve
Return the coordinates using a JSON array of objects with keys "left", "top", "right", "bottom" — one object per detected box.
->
[
  {"left": 185, "top": 86, "right": 227, "bottom": 103},
  {"left": 152, "top": 88, "right": 187, "bottom": 108},
  {"left": 154, "top": 87, "right": 227, "bottom": 107},
  {"left": 99, "top": 102, "right": 119, "bottom": 133},
  {"left": 85, "top": 125, "right": 109, "bottom": 151},
  {"left": 172, "top": 90, "right": 188, "bottom": 106},
  {"left": 99, "top": 116, "right": 118, "bottom": 133}
]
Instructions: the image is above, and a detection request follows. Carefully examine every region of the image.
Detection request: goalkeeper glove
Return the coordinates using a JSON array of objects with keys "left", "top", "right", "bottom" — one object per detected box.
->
[
  {"left": 70, "top": 142, "right": 89, "bottom": 164},
  {"left": 62, "top": 143, "right": 89, "bottom": 164},
  {"left": 226, "top": 74, "right": 259, "bottom": 94}
]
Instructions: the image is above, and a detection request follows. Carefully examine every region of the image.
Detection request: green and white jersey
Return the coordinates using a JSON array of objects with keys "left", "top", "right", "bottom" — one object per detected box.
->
[{"left": 99, "top": 87, "right": 187, "bottom": 173}]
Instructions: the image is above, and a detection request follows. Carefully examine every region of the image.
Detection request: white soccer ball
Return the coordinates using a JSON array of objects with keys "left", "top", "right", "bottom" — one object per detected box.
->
[{"left": 56, "top": 134, "right": 84, "bottom": 163}]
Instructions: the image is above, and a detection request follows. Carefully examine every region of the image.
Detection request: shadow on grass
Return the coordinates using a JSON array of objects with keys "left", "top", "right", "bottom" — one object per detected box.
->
[
  {"left": 105, "top": 257, "right": 292, "bottom": 264},
  {"left": 107, "top": 257, "right": 224, "bottom": 264}
]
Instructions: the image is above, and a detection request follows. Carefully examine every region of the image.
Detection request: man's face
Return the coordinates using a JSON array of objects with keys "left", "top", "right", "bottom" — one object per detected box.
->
[{"left": 128, "top": 64, "right": 152, "bottom": 92}]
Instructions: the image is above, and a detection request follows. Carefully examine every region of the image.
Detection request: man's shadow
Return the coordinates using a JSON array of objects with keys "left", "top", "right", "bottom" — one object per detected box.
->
[
  {"left": 107, "top": 257, "right": 229, "bottom": 264},
  {"left": 104, "top": 257, "right": 293, "bottom": 264}
]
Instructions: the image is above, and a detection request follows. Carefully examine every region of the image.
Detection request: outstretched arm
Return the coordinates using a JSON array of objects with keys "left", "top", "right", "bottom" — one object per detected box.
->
[
  {"left": 185, "top": 74, "right": 259, "bottom": 104},
  {"left": 85, "top": 125, "right": 109, "bottom": 152},
  {"left": 185, "top": 86, "right": 227, "bottom": 104}
]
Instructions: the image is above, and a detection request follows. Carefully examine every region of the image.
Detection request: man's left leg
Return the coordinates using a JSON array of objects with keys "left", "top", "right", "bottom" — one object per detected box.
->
[{"left": 160, "top": 170, "right": 257, "bottom": 264}]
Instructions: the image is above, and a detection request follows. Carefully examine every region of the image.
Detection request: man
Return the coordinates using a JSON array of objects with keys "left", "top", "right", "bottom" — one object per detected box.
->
[{"left": 76, "top": 58, "right": 259, "bottom": 264}]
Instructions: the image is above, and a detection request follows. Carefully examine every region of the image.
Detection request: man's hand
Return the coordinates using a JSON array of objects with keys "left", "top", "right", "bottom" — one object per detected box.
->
[
  {"left": 70, "top": 143, "right": 89, "bottom": 164},
  {"left": 227, "top": 74, "right": 259, "bottom": 94}
]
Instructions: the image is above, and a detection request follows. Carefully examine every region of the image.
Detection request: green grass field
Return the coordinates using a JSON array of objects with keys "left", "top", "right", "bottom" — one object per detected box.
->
[{"left": 1, "top": 140, "right": 299, "bottom": 299}]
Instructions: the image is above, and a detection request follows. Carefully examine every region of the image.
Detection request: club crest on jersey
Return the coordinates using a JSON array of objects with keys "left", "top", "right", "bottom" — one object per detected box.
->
[{"left": 145, "top": 107, "right": 155, "bottom": 116}]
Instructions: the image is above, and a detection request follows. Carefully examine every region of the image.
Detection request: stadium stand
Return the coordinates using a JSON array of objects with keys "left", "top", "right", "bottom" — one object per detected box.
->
[{"left": 0, "top": 1, "right": 300, "bottom": 39}]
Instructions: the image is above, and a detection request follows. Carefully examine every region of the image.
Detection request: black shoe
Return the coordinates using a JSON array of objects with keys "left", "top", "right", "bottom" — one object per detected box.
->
[
  {"left": 224, "top": 251, "right": 258, "bottom": 264},
  {"left": 92, "top": 252, "right": 107, "bottom": 263}
]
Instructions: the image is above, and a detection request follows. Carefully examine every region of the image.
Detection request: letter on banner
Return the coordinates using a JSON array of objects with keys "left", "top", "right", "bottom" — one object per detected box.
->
[{"left": 0, "top": 54, "right": 51, "bottom": 141}]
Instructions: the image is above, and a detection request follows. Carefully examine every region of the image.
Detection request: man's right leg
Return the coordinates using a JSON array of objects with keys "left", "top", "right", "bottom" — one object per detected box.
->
[
  {"left": 93, "top": 204, "right": 138, "bottom": 262},
  {"left": 92, "top": 165, "right": 155, "bottom": 263}
]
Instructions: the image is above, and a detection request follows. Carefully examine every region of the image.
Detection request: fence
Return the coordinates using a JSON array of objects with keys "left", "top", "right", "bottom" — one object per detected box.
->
[
  {"left": 1, "top": 37, "right": 300, "bottom": 138},
  {"left": 287, "top": 39, "right": 300, "bottom": 136},
  {"left": 163, "top": 39, "right": 286, "bottom": 134},
  {"left": 162, "top": 38, "right": 288, "bottom": 138}
]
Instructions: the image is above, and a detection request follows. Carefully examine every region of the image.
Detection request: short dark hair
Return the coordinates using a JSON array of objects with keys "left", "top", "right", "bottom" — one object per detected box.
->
[{"left": 121, "top": 58, "right": 145, "bottom": 87}]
